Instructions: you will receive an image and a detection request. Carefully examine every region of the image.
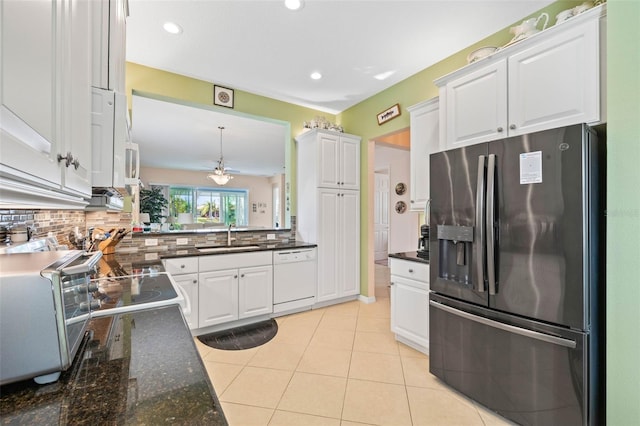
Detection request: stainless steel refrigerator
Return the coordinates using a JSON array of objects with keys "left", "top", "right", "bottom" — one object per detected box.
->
[{"left": 428, "top": 124, "right": 604, "bottom": 426}]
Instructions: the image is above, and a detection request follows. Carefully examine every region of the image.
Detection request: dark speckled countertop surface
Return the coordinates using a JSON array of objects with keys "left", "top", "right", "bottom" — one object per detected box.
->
[
  {"left": 388, "top": 251, "right": 430, "bottom": 264},
  {"left": 0, "top": 305, "right": 227, "bottom": 425},
  {"left": 0, "top": 242, "right": 318, "bottom": 424}
]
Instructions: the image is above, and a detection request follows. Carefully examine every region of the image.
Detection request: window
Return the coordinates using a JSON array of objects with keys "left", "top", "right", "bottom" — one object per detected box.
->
[{"left": 169, "top": 187, "right": 248, "bottom": 226}]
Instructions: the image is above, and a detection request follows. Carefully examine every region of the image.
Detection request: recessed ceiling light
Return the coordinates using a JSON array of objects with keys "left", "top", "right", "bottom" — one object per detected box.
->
[
  {"left": 163, "top": 22, "right": 183, "bottom": 34},
  {"left": 374, "top": 70, "right": 396, "bottom": 81},
  {"left": 310, "top": 72, "right": 322, "bottom": 80},
  {"left": 284, "top": 0, "right": 304, "bottom": 11}
]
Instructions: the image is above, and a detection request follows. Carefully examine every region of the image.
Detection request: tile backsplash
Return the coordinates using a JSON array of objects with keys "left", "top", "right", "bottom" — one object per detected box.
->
[
  {"left": 2, "top": 209, "right": 298, "bottom": 252},
  {"left": 1, "top": 209, "right": 86, "bottom": 248}
]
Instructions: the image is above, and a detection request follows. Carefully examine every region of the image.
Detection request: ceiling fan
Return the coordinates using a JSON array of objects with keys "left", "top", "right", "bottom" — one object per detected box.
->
[{"left": 207, "top": 126, "right": 234, "bottom": 185}]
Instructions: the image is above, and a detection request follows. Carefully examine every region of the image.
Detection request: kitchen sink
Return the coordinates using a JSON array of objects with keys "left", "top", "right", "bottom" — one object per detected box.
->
[{"left": 197, "top": 245, "right": 261, "bottom": 253}]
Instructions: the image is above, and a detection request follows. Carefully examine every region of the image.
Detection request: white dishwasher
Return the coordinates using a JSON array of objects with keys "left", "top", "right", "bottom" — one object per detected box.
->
[{"left": 272, "top": 248, "right": 317, "bottom": 314}]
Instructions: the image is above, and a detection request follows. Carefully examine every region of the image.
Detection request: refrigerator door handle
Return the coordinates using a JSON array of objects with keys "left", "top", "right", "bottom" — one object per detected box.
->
[
  {"left": 486, "top": 154, "right": 497, "bottom": 295},
  {"left": 429, "top": 301, "right": 577, "bottom": 349},
  {"left": 475, "top": 156, "right": 486, "bottom": 292}
]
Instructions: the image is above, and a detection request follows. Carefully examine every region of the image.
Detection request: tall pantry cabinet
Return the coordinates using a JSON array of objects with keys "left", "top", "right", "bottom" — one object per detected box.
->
[{"left": 296, "top": 129, "right": 361, "bottom": 304}]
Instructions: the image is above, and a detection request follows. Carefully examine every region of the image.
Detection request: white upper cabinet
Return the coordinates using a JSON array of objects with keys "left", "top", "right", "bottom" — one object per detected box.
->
[
  {"left": 0, "top": 0, "right": 92, "bottom": 204},
  {"left": 408, "top": 98, "right": 440, "bottom": 211},
  {"left": 507, "top": 18, "right": 600, "bottom": 135},
  {"left": 436, "top": 4, "right": 605, "bottom": 149},
  {"left": 91, "top": 0, "right": 128, "bottom": 92},
  {"left": 298, "top": 129, "right": 361, "bottom": 190}
]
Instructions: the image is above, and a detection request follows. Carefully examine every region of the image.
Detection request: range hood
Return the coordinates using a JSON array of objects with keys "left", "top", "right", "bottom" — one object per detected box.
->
[
  {"left": 89, "top": 87, "right": 140, "bottom": 211},
  {"left": 87, "top": 187, "right": 125, "bottom": 211}
]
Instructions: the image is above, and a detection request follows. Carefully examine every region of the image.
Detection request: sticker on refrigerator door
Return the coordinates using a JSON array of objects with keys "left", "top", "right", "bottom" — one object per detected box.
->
[{"left": 519, "top": 151, "right": 542, "bottom": 184}]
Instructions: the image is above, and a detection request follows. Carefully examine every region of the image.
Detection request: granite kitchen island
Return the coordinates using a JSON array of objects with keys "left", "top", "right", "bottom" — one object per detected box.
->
[{"left": 0, "top": 305, "right": 227, "bottom": 425}]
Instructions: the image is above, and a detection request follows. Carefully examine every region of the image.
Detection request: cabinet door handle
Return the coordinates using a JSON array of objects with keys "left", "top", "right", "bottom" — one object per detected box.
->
[
  {"left": 510, "top": 124, "right": 516, "bottom": 130},
  {"left": 234, "top": 275, "right": 238, "bottom": 279},
  {"left": 240, "top": 274, "right": 245, "bottom": 278},
  {"left": 57, "top": 152, "right": 74, "bottom": 167},
  {"left": 192, "top": 280, "right": 197, "bottom": 284},
  {"left": 408, "top": 269, "right": 414, "bottom": 273},
  {"left": 390, "top": 282, "right": 394, "bottom": 286},
  {"left": 180, "top": 264, "right": 186, "bottom": 269},
  {"left": 497, "top": 127, "right": 503, "bottom": 133}
]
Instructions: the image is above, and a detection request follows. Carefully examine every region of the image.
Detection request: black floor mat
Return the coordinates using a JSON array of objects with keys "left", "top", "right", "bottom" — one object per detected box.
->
[{"left": 197, "top": 319, "right": 278, "bottom": 350}]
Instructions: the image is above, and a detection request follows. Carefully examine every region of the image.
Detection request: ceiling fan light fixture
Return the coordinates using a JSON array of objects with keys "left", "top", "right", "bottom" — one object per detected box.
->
[
  {"left": 207, "top": 126, "right": 234, "bottom": 185},
  {"left": 284, "top": 0, "right": 304, "bottom": 11}
]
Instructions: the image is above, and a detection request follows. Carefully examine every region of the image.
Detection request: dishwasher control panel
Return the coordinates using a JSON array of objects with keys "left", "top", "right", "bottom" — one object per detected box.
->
[{"left": 273, "top": 249, "right": 316, "bottom": 263}]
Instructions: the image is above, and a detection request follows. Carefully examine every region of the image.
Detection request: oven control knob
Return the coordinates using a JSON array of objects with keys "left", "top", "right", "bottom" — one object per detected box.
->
[
  {"left": 87, "top": 282, "right": 100, "bottom": 293},
  {"left": 79, "top": 299, "right": 102, "bottom": 312}
]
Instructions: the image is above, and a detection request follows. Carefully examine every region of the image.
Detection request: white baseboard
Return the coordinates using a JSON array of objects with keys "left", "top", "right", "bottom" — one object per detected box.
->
[{"left": 358, "top": 294, "right": 376, "bottom": 304}]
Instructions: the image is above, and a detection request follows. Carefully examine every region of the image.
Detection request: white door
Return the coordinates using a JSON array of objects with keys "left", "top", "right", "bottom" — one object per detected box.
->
[
  {"left": 317, "top": 189, "right": 340, "bottom": 302},
  {"left": 340, "top": 190, "right": 360, "bottom": 297},
  {"left": 238, "top": 265, "right": 273, "bottom": 319},
  {"left": 374, "top": 171, "right": 389, "bottom": 261},
  {"left": 198, "top": 269, "right": 239, "bottom": 327}
]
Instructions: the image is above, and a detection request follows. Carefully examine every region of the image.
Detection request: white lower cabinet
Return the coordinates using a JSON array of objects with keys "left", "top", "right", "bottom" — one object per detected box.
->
[
  {"left": 199, "top": 269, "right": 240, "bottom": 327},
  {"left": 198, "top": 252, "right": 273, "bottom": 329},
  {"left": 390, "top": 257, "right": 429, "bottom": 354},
  {"left": 238, "top": 266, "right": 273, "bottom": 319},
  {"left": 171, "top": 273, "right": 199, "bottom": 329},
  {"left": 163, "top": 257, "right": 199, "bottom": 329},
  {"left": 164, "top": 251, "right": 273, "bottom": 331}
]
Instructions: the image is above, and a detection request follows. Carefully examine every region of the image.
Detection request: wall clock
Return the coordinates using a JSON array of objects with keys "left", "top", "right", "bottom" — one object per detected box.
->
[{"left": 395, "top": 182, "right": 406, "bottom": 195}]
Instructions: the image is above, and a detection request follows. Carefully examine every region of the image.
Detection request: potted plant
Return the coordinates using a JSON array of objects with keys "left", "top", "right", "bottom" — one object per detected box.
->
[{"left": 139, "top": 186, "right": 168, "bottom": 224}]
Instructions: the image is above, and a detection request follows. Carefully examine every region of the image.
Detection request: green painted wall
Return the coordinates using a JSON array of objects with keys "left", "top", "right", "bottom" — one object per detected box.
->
[{"left": 606, "top": 0, "right": 640, "bottom": 424}]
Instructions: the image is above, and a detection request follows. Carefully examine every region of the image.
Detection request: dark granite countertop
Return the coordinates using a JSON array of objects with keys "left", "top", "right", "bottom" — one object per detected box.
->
[
  {"left": 388, "top": 251, "right": 430, "bottom": 264},
  {"left": 0, "top": 305, "right": 227, "bottom": 425},
  {"left": 164, "top": 240, "right": 317, "bottom": 259}
]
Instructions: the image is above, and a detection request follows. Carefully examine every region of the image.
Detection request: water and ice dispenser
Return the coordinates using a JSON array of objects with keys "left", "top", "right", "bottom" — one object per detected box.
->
[{"left": 437, "top": 225, "right": 474, "bottom": 285}]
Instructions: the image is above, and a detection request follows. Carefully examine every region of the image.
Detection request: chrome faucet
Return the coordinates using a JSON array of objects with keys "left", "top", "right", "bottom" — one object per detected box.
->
[{"left": 227, "top": 223, "right": 236, "bottom": 246}]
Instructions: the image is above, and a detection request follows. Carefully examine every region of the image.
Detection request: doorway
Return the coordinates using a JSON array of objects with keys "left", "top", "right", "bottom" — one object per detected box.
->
[{"left": 374, "top": 169, "right": 390, "bottom": 262}]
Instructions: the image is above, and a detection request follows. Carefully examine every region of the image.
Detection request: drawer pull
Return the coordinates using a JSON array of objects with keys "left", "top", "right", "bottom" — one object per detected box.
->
[
  {"left": 180, "top": 264, "right": 186, "bottom": 269},
  {"left": 408, "top": 269, "right": 414, "bottom": 273}
]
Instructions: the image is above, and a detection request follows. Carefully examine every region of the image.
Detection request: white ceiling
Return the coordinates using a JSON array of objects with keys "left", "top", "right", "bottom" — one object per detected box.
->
[{"left": 126, "top": 0, "right": 554, "bottom": 176}]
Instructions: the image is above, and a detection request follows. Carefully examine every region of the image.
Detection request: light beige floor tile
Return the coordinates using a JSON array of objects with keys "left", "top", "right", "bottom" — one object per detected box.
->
[
  {"left": 324, "top": 301, "right": 360, "bottom": 317},
  {"left": 297, "top": 346, "right": 352, "bottom": 377},
  {"left": 353, "top": 331, "right": 399, "bottom": 355},
  {"left": 374, "top": 287, "right": 390, "bottom": 299},
  {"left": 397, "top": 342, "right": 429, "bottom": 359},
  {"left": 203, "top": 346, "right": 260, "bottom": 365},
  {"left": 474, "top": 402, "right": 518, "bottom": 425},
  {"left": 317, "top": 313, "right": 358, "bottom": 331},
  {"left": 342, "top": 379, "right": 411, "bottom": 426},
  {"left": 269, "top": 410, "right": 341, "bottom": 426},
  {"left": 357, "top": 301, "right": 391, "bottom": 319},
  {"left": 355, "top": 316, "right": 391, "bottom": 333},
  {"left": 220, "top": 366, "right": 293, "bottom": 409},
  {"left": 271, "top": 323, "right": 316, "bottom": 346},
  {"left": 406, "top": 386, "right": 485, "bottom": 425},
  {"left": 281, "top": 309, "right": 324, "bottom": 328},
  {"left": 308, "top": 328, "right": 355, "bottom": 351},
  {"left": 203, "top": 360, "right": 243, "bottom": 395},
  {"left": 248, "top": 342, "right": 307, "bottom": 371},
  {"left": 194, "top": 337, "right": 213, "bottom": 357},
  {"left": 220, "top": 402, "right": 274, "bottom": 426},
  {"left": 278, "top": 372, "right": 347, "bottom": 419},
  {"left": 348, "top": 351, "right": 404, "bottom": 385},
  {"left": 400, "top": 356, "right": 437, "bottom": 388},
  {"left": 341, "top": 421, "right": 376, "bottom": 426}
]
